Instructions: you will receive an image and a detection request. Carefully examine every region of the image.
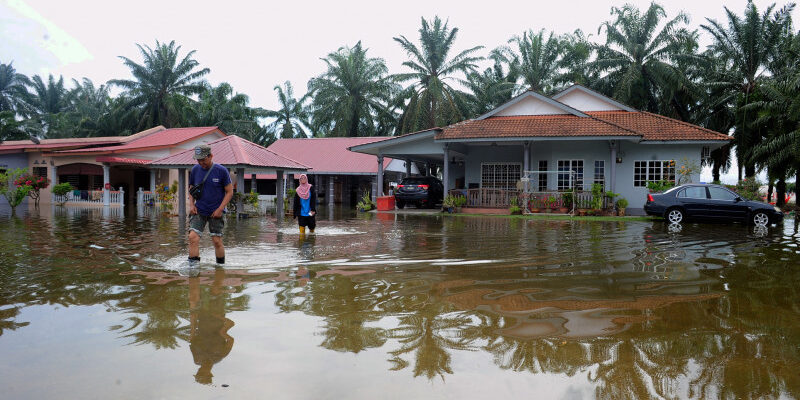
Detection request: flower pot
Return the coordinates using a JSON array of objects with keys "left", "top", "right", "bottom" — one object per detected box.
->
[
  {"left": 544, "top": 208, "right": 552, "bottom": 213},
  {"left": 454, "top": 207, "right": 462, "bottom": 213},
  {"left": 529, "top": 208, "right": 540, "bottom": 213},
  {"left": 618, "top": 208, "right": 626, "bottom": 216},
  {"left": 558, "top": 207, "right": 569, "bottom": 214}
]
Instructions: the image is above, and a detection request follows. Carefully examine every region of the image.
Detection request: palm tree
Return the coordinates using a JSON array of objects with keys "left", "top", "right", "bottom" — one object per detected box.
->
[
  {"left": 0, "top": 61, "right": 29, "bottom": 114},
  {"left": 187, "top": 82, "right": 268, "bottom": 143},
  {"left": 503, "top": 29, "right": 562, "bottom": 94},
  {"left": 308, "top": 41, "right": 399, "bottom": 137},
  {"left": 591, "top": 2, "right": 697, "bottom": 112},
  {"left": 557, "top": 30, "right": 597, "bottom": 88},
  {"left": 393, "top": 16, "right": 484, "bottom": 133},
  {"left": 18, "top": 74, "right": 72, "bottom": 138},
  {"left": 747, "top": 34, "right": 800, "bottom": 205},
  {"left": 701, "top": 1, "right": 795, "bottom": 178},
  {"left": 263, "top": 81, "right": 311, "bottom": 138},
  {"left": 66, "top": 78, "right": 113, "bottom": 137},
  {"left": 110, "top": 40, "right": 210, "bottom": 130},
  {"left": 464, "top": 54, "right": 518, "bottom": 115}
]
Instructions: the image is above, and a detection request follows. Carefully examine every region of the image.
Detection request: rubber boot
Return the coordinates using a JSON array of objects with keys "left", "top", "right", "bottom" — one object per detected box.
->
[{"left": 299, "top": 226, "right": 306, "bottom": 235}]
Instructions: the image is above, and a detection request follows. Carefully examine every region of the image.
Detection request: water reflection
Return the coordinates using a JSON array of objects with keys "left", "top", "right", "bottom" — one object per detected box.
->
[{"left": 1, "top": 210, "right": 800, "bottom": 398}]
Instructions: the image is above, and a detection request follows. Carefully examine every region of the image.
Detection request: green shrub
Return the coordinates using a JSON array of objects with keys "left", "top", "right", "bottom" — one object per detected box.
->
[
  {"left": 0, "top": 168, "right": 31, "bottom": 211},
  {"left": 733, "top": 177, "right": 761, "bottom": 201},
  {"left": 646, "top": 180, "right": 675, "bottom": 193},
  {"left": 616, "top": 198, "right": 629, "bottom": 209},
  {"left": 52, "top": 182, "right": 73, "bottom": 206},
  {"left": 356, "top": 190, "right": 374, "bottom": 211}
]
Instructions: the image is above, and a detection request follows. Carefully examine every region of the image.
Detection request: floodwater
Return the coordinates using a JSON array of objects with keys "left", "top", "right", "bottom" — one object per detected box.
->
[{"left": 1, "top": 206, "right": 800, "bottom": 399}]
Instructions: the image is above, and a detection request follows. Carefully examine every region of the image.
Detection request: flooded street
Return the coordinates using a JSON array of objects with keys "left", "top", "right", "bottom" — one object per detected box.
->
[{"left": 1, "top": 207, "right": 800, "bottom": 399}]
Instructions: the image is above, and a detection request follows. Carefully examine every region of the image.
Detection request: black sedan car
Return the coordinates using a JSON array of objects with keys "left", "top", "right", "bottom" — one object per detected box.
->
[
  {"left": 394, "top": 176, "right": 444, "bottom": 209},
  {"left": 644, "top": 184, "right": 783, "bottom": 225}
]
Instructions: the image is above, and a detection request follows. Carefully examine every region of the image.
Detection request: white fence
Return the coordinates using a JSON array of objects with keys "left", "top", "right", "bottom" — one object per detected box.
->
[{"left": 54, "top": 188, "right": 125, "bottom": 206}]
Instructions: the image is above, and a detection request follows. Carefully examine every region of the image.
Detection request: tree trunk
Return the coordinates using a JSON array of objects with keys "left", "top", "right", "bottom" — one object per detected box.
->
[
  {"left": 768, "top": 181, "right": 774, "bottom": 205},
  {"left": 777, "top": 176, "right": 787, "bottom": 207}
]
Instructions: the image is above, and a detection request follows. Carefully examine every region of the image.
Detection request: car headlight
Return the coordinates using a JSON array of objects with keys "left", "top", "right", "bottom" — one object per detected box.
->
[{"left": 774, "top": 206, "right": 782, "bottom": 213}]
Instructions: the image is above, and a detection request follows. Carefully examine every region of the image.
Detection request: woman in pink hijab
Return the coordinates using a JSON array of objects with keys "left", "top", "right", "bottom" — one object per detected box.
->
[{"left": 292, "top": 174, "right": 316, "bottom": 234}]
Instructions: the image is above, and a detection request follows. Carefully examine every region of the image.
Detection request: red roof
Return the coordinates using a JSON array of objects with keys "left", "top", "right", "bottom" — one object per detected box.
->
[
  {"left": 95, "top": 156, "right": 151, "bottom": 165},
  {"left": 149, "top": 135, "right": 308, "bottom": 170},
  {"left": 267, "top": 138, "right": 393, "bottom": 174},
  {"left": 587, "top": 111, "right": 731, "bottom": 141},
  {"left": 436, "top": 112, "right": 730, "bottom": 141},
  {"left": 437, "top": 115, "right": 637, "bottom": 139},
  {"left": 52, "top": 127, "right": 223, "bottom": 155}
]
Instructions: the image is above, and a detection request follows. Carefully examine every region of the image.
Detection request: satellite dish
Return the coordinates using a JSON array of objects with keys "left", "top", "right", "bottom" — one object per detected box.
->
[{"left": 30, "top": 136, "right": 40, "bottom": 144}]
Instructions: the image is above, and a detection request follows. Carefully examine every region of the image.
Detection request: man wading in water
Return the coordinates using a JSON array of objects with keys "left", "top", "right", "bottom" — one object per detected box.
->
[{"left": 188, "top": 145, "right": 233, "bottom": 264}]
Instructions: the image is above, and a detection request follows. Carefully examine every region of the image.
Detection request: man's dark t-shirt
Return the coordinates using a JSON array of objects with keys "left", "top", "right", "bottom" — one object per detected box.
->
[{"left": 189, "top": 163, "right": 231, "bottom": 216}]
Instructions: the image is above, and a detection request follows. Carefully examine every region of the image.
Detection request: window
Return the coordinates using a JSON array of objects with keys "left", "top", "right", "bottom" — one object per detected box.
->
[
  {"left": 678, "top": 186, "right": 707, "bottom": 199},
  {"left": 633, "top": 160, "right": 675, "bottom": 187},
  {"left": 33, "top": 167, "right": 47, "bottom": 178},
  {"left": 557, "top": 160, "right": 583, "bottom": 190},
  {"left": 708, "top": 186, "right": 738, "bottom": 201},
  {"left": 701, "top": 146, "right": 710, "bottom": 161},
  {"left": 594, "top": 160, "right": 605, "bottom": 190},
  {"left": 537, "top": 160, "right": 548, "bottom": 191},
  {"left": 481, "top": 163, "right": 521, "bottom": 190}
]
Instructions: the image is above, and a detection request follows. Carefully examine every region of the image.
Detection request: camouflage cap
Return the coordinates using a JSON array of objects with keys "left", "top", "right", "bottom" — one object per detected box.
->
[{"left": 193, "top": 145, "right": 211, "bottom": 159}]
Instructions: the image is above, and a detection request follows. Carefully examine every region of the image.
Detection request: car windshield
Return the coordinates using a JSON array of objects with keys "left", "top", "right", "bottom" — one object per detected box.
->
[{"left": 401, "top": 178, "right": 435, "bottom": 185}]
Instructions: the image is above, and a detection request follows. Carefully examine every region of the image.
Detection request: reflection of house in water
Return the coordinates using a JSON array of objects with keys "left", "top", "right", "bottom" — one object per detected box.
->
[{"left": 440, "top": 278, "right": 721, "bottom": 339}]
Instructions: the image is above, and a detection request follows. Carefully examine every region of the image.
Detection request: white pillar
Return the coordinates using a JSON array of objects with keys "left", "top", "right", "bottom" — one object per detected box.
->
[
  {"left": 149, "top": 170, "right": 156, "bottom": 192},
  {"left": 376, "top": 154, "right": 384, "bottom": 197},
  {"left": 405, "top": 159, "right": 411, "bottom": 177},
  {"left": 102, "top": 163, "right": 110, "bottom": 206},
  {"left": 610, "top": 141, "right": 617, "bottom": 194},
  {"left": 50, "top": 163, "right": 58, "bottom": 203},
  {"left": 178, "top": 168, "right": 186, "bottom": 218},
  {"left": 328, "top": 175, "right": 334, "bottom": 206},
  {"left": 443, "top": 144, "right": 450, "bottom": 196},
  {"left": 276, "top": 170, "right": 284, "bottom": 216},
  {"left": 251, "top": 173, "right": 257, "bottom": 194},
  {"left": 236, "top": 168, "right": 245, "bottom": 213}
]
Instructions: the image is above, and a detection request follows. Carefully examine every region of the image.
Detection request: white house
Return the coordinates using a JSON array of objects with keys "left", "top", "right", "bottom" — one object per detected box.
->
[{"left": 350, "top": 85, "right": 731, "bottom": 215}]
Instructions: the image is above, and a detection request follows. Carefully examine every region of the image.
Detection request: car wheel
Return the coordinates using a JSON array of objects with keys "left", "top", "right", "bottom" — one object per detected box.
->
[
  {"left": 666, "top": 208, "right": 684, "bottom": 224},
  {"left": 752, "top": 211, "right": 769, "bottom": 226},
  {"left": 396, "top": 201, "right": 405, "bottom": 209}
]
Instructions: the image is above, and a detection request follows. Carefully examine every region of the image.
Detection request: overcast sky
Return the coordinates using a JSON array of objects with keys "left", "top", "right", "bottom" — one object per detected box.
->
[{"left": 2, "top": 0, "right": 797, "bottom": 183}]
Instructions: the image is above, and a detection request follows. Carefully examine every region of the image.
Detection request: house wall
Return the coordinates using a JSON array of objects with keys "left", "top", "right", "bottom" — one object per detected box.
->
[
  {"left": 555, "top": 91, "right": 622, "bottom": 111},
  {"left": 495, "top": 97, "right": 566, "bottom": 116},
  {"left": 462, "top": 140, "right": 703, "bottom": 214},
  {"left": 0, "top": 153, "right": 32, "bottom": 212}
]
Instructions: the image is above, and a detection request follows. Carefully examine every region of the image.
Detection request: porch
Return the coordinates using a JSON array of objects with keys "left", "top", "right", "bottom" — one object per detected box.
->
[{"left": 449, "top": 188, "right": 616, "bottom": 212}]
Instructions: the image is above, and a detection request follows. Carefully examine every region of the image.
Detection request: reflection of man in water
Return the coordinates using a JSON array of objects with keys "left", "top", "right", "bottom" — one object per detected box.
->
[{"left": 188, "top": 268, "right": 234, "bottom": 384}]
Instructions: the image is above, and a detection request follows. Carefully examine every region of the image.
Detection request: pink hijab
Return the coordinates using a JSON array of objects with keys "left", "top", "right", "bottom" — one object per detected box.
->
[{"left": 296, "top": 174, "right": 312, "bottom": 200}]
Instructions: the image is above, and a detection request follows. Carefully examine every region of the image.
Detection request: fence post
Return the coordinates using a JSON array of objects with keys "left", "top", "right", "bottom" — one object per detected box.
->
[
  {"left": 119, "top": 187, "right": 125, "bottom": 207},
  {"left": 137, "top": 188, "right": 143, "bottom": 206}
]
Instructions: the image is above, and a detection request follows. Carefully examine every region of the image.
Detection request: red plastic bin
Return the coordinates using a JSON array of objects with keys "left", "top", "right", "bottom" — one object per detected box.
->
[{"left": 376, "top": 196, "right": 395, "bottom": 211}]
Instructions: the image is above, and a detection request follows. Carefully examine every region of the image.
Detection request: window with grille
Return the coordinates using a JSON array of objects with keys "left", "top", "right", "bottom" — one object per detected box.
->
[
  {"left": 33, "top": 167, "right": 47, "bottom": 178},
  {"left": 594, "top": 160, "right": 605, "bottom": 190},
  {"left": 481, "top": 163, "right": 521, "bottom": 190},
  {"left": 537, "top": 160, "right": 548, "bottom": 191},
  {"left": 634, "top": 160, "right": 676, "bottom": 187},
  {"left": 557, "top": 160, "right": 583, "bottom": 190}
]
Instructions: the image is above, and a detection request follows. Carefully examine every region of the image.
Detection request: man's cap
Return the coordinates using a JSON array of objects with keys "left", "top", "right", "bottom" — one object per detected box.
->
[{"left": 193, "top": 145, "right": 211, "bottom": 159}]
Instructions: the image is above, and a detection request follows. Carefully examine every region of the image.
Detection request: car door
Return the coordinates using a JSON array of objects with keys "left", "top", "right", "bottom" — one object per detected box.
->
[
  {"left": 676, "top": 186, "right": 709, "bottom": 218},
  {"left": 707, "top": 186, "right": 749, "bottom": 220}
]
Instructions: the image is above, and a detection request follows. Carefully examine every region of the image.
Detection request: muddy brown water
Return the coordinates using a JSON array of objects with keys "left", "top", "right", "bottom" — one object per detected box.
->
[{"left": 1, "top": 206, "right": 800, "bottom": 399}]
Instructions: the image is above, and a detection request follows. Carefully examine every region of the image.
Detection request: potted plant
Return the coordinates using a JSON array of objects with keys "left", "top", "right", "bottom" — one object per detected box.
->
[
  {"left": 590, "top": 183, "right": 604, "bottom": 214},
  {"left": 616, "top": 198, "right": 629, "bottom": 216},
  {"left": 454, "top": 194, "right": 466, "bottom": 213},
  {"left": 356, "top": 190, "right": 375, "bottom": 212},
  {"left": 543, "top": 196, "right": 556, "bottom": 213},
  {"left": 442, "top": 195, "right": 457, "bottom": 213},
  {"left": 528, "top": 195, "right": 541, "bottom": 213},
  {"left": 52, "top": 182, "right": 73, "bottom": 206},
  {"left": 509, "top": 197, "right": 522, "bottom": 215},
  {"left": 558, "top": 191, "right": 572, "bottom": 214}
]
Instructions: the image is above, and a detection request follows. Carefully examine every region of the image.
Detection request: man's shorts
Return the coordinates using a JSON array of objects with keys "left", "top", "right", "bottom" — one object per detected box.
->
[{"left": 189, "top": 214, "right": 224, "bottom": 237}]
